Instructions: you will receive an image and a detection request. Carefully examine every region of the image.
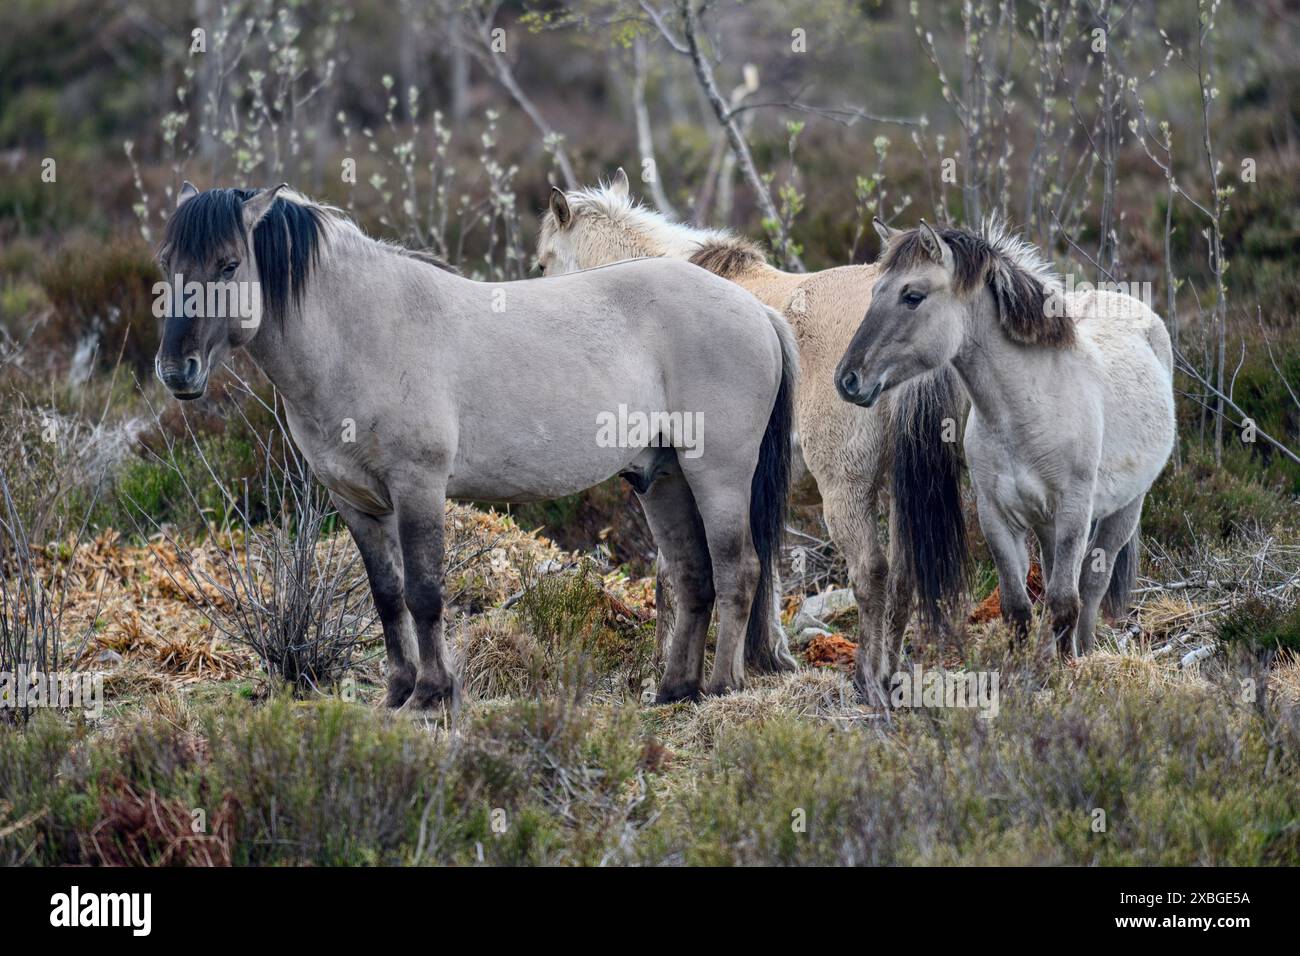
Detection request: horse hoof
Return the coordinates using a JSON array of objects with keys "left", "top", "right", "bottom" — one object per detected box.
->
[
  {"left": 399, "top": 679, "right": 459, "bottom": 713},
  {"left": 653, "top": 684, "right": 700, "bottom": 705},
  {"left": 853, "top": 670, "right": 892, "bottom": 708},
  {"left": 384, "top": 672, "right": 417, "bottom": 708},
  {"left": 702, "top": 679, "right": 743, "bottom": 698}
]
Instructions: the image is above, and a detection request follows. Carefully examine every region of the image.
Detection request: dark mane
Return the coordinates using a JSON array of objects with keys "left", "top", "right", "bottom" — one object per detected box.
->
[
  {"left": 159, "top": 187, "right": 326, "bottom": 325},
  {"left": 689, "top": 237, "right": 768, "bottom": 279},
  {"left": 882, "top": 224, "right": 1075, "bottom": 348}
]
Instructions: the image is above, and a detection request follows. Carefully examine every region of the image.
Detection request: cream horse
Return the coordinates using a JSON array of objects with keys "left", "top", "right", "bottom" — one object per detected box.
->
[
  {"left": 538, "top": 171, "right": 969, "bottom": 700},
  {"left": 836, "top": 221, "right": 1175, "bottom": 657}
]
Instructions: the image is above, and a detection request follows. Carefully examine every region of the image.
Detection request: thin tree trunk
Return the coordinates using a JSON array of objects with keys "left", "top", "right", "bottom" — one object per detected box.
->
[
  {"left": 469, "top": 7, "right": 577, "bottom": 188},
  {"left": 677, "top": 0, "right": 803, "bottom": 270},
  {"left": 632, "top": 35, "right": 679, "bottom": 218}
]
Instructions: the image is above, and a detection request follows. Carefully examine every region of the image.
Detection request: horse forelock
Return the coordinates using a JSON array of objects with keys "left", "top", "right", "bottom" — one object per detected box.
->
[
  {"left": 159, "top": 187, "right": 332, "bottom": 324},
  {"left": 881, "top": 220, "right": 1073, "bottom": 348}
]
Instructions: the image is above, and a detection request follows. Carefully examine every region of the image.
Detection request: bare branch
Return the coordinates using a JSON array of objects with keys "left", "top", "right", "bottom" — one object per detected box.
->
[
  {"left": 464, "top": 3, "right": 578, "bottom": 189},
  {"left": 668, "top": 0, "right": 804, "bottom": 270},
  {"left": 632, "top": 34, "right": 679, "bottom": 219}
]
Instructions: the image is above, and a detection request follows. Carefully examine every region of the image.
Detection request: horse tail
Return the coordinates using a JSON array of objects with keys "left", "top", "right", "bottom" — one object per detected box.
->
[
  {"left": 745, "top": 307, "right": 798, "bottom": 673},
  {"left": 1102, "top": 528, "right": 1140, "bottom": 620},
  {"left": 891, "top": 367, "right": 970, "bottom": 630}
]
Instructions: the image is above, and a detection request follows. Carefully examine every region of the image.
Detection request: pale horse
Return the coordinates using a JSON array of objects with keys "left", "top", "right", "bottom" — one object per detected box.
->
[
  {"left": 835, "top": 220, "right": 1175, "bottom": 657},
  {"left": 154, "top": 183, "right": 797, "bottom": 707}
]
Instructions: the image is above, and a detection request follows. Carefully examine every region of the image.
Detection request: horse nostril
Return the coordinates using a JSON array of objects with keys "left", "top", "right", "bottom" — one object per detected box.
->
[
  {"left": 840, "top": 370, "right": 859, "bottom": 397},
  {"left": 183, "top": 355, "right": 202, "bottom": 381}
]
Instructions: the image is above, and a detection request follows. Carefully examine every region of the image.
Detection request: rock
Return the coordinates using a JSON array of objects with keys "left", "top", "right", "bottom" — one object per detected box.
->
[
  {"left": 791, "top": 587, "right": 856, "bottom": 634},
  {"left": 793, "top": 626, "right": 832, "bottom": 649},
  {"left": 96, "top": 649, "right": 124, "bottom": 666}
]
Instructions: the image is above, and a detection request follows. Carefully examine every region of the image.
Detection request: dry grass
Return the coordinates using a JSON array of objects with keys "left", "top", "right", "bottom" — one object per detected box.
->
[
  {"left": 667, "top": 668, "right": 866, "bottom": 753},
  {"left": 5, "top": 494, "right": 1298, "bottom": 866}
]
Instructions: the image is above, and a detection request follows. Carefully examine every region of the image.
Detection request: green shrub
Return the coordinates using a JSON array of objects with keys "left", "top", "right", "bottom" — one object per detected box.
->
[
  {"left": 38, "top": 233, "right": 159, "bottom": 376},
  {"left": 1143, "top": 450, "right": 1293, "bottom": 552},
  {"left": 85, "top": 429, "right": 261, "bottom": 537},
  {"left": 515, "top": 563, "right": 656, "bottom": 700},
  {"left": 1217, "top": 597, "right": 1300, "bottom": 656}
]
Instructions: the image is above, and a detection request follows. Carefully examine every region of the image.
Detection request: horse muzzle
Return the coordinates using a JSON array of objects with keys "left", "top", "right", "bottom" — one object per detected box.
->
[
  {"left": 836, "top": 369, "right": 885, "bottom": 408},
  {"left": 156, "top": 353, "right": 209, "bottom": 400}
]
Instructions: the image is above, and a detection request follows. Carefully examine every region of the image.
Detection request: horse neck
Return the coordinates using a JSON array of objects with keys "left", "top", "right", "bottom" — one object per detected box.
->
[
  {"left": 243, "top": 305, "right": 311, "bottom": 406},
  {"left": 949, "top": 288, "right": 1048, "bottom": 427},
  {"left": 243, "top": 233, "right": 420, "bottom": 405}
]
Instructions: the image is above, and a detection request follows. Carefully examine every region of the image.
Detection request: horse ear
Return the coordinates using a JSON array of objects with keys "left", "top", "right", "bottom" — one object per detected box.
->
[
  {"left": 872, "top": 216, "right": 898, "bottom": 250},
  {"left": 177, "top": 181, "right": 199, "bottom": 209},
  {"left": 549, "top": 186, "right": 572, "bottom": 228},
  {"left": 611, "top": 167, "right": 630, "bottom": 199},
  {"left": 242, "top": 183, "right": 287, "bottom": 231},
  {"left": 917, "top": 219, "right": 953, "bottom": 270}
]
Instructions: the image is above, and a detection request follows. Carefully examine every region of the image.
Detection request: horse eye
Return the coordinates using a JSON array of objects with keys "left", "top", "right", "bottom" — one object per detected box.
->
[
  {"left": 902, "top": 290, "right": 926, "bottom": 308},
  {"left": 221, "top": 260, "right": 239, "bottom": 278}
]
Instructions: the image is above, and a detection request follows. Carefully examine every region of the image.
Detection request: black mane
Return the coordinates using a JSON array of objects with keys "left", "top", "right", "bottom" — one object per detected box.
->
[
  {"left": 159, "top": 187, "right": 326, "bottom": 325},
  {"left": 881, "top": 224, "right": 1075, "bottom": 348}
]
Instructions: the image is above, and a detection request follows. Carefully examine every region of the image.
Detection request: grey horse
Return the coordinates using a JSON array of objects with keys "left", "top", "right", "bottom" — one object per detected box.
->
[
  {"left": 836, "top": 220, "right": 1175, "bottom": 671},
  {"left": 154, "top": 183, "right": 797, "bottom": 709}
]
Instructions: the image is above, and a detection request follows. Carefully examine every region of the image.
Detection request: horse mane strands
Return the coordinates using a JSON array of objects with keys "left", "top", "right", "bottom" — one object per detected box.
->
[
  {"left": 688, "top": 237, "right": 767, "bottom": 279},
  {"left": 882, "top": 218, "right": 1074, "bottom": 348},
  {"left": 559, "top": 178, "right": 748, "bottom": 262}
]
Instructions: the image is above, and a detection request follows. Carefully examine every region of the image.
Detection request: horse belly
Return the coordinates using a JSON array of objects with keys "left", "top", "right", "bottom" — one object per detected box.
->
[
  {"left": 1093, "top": 347, "right": 1176, "bottom": 516},
  {"left": 447, "top": 441, "right": 641, "bottom": 503}
]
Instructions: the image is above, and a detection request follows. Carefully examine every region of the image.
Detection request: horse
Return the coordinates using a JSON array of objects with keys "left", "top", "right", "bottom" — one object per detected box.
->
[
  {"left": 154, "top": 182, "right": 797, "bottom": 708},
  {"left": 835, "top": 220, "right": 1175, "bottom": 659},
  {"left": 536, "top": 169, "right": 969, "bottom": 702}
]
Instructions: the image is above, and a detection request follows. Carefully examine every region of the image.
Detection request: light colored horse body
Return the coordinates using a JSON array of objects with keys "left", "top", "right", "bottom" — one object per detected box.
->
[
  {"left": 537, "top": 171, "right": 969, "bottom": 700},
  {"left": 154, "top": 183, "right": 796, "bottom": 707},
  {"left": 836, "top": 221, "right": 1175, "bottom": 654}
]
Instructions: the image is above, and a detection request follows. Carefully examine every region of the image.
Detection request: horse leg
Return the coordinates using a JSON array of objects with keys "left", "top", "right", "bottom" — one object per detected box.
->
[
  {"left": 976, "top": 494, "right": 1032, "bottom": 642},
  {"left": 678, "top": 471, "right": 761, "bottom": 697},
  {"left": 823, "top": 481, "right": 890, "bottom": 704},
  {"left": 882, "top": 495, "right": 913, "bottom": 671},
  {"left": 1076, "top": 496, "right": 1143, "bottom": 655},
  {"left": 1035, "top": 524, "right": 1056, "bottom": 593},
  {"left": 1044, "top": 500, "right": 1092, "bottom": 657},
  {"left": 393, "top": 480, "right": 458, "bottom": 710},
  {"left": 332, "top": 496, "right": 418, "bottom": 707},
  {"left": 637, "top": 466, "right": 715, "bottom": 703},
  {"left": 652, "top": 562, "right": 675, "bottom": 671}
]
